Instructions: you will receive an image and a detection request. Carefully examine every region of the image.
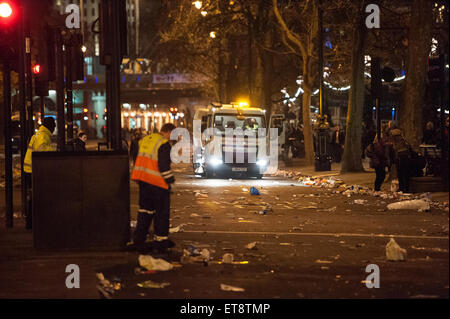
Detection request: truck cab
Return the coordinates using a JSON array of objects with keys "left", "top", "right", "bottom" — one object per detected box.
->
[{"left": 193, "top": 102, "right": 268, "bottom": 179}]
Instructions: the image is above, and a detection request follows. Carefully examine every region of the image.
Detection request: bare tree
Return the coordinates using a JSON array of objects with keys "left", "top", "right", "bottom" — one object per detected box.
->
[{"left": 272, "top": 0, "right": 319, "bottom": 165}]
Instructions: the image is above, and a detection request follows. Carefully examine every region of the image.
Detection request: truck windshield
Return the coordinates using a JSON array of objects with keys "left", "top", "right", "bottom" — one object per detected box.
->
[{"left": 213, "top": 114, "right": 265, "bottom": 133}]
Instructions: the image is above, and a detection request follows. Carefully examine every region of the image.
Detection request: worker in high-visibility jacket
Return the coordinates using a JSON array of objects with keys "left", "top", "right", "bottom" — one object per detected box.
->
[
  {"left": 131, "top": 123, "right": 176, "bottom": 253},
  {"left": 23, "top": 117, "right": 56, "bottom": 229}
]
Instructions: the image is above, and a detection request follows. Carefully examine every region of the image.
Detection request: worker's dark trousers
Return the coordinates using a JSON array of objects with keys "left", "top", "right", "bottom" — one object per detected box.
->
[{"left": 133, "top": 182, "right": 170, "bottom": 245}]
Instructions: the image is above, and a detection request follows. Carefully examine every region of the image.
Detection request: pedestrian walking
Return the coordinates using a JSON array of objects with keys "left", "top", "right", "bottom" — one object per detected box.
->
[
  {"left": 131, "top": 123, "right": 176, "bottom": 253},
  {"left": 23, "top": 117, "right": 56, "bottom": 229},
  {"left": 365, "top": 135, "right": 389, "bottom": 191},
  {"left": 390, "top": 128, "right": 412, "bottom": 193}
]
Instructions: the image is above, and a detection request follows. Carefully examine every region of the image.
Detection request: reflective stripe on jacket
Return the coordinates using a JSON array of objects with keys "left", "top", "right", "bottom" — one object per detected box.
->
[
  {"left": 131, "top": 133, "right": 170, "bottom": 189},
  {"left": 23, "top": 126, "right": 55, "bottom": 173}
]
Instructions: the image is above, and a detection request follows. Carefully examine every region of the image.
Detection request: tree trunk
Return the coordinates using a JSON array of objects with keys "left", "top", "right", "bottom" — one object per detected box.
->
[
  {"left": 341, "top": 2, "right": 366, "bottom": 173},
  {"left": 302, "top": 86, "right": 315, "bottom": 165},
  {"left": 399, "top": 0, "right": 433, "bottom": 150}
]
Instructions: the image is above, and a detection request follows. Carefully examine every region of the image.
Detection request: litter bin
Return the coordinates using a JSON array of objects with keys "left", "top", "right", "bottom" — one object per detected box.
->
[{"left": 32, "top": 151, "right": 130, "bottom": 250}]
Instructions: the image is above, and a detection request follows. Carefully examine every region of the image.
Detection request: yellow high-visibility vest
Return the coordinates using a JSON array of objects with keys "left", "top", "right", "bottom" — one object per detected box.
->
[
  {"left": 131, "top": 133, "right": 169, "bottom": 189},
  {"left": 23, "top": 126, "right": 55, "bottom": 173}
]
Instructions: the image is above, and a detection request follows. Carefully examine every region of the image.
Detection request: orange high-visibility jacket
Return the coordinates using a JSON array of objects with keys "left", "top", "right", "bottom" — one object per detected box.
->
[{"left": 131, "top": 133, "right": 173, "bottom": 189}]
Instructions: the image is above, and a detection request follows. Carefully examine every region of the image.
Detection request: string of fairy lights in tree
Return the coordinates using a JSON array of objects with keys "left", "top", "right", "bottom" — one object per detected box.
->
[{"left": 281, "top": 73, "right": 406, "bottom": 106}]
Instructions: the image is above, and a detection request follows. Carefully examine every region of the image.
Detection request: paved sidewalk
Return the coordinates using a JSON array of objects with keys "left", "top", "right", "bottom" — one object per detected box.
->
[{"left": 278, "top": 158, "right": 449, "bottom": 205}]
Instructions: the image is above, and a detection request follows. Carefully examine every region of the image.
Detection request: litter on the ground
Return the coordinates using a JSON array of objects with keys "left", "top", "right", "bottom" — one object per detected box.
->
[
  {"left": 220, "top": 284, "right": 245, "bottom": 292},
  {"left": 315, "top": 260, "right": 333, "bottom": 264},
  {"left": 96, "top": 272, "right": 121, "bottom": 299},
  {"left": 245, "top": 242, "right": 257, "bottom": 250},
  {"left": 250, "top": 187, "right": 260, "bottom": 195},
  {"left": 386, "top": 238, "right": 407, "bottom": 261},
  {"left": 222, "top": 253, "right": 234, "bottom": 264},
  {"left": 139, "top": 255, "right": 174, "bottom": 271},
  {"left": 169, "top": 224, "right": 184, "bottom": 233},
  {"left": 137, "top": 280, "right": 170, "bottom": 289},
  {"left": 387, "top": 199, "right": 430, "bottom": 212}
]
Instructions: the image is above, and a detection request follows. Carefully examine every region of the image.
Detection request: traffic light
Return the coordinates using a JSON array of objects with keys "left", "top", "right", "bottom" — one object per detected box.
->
[
  {"left": 33, "top": 62, "right": 49, "bottom": 96},
  {"left": 169, "top": 107, "right": 178, "bottom": 116},
  {"left": 0, "top": 1, "right": 20, "bottom": 64},
  {"left": 82, "top": 107, "right": 89, "bottom": 120},
  {"left": 32, "top": 64, "right": 41, "bottom": 74}
]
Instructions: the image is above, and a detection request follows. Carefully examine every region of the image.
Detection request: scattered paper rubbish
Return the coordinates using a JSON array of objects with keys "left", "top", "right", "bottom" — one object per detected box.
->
[
  {"left": 387, "top": 200, "right": 430, "bottom": 212},
  {"left": 134, "top": 267, "right": 157, "bottom": 275},
  {"left": 245, "top": 242, "right": 257, "bottom": 250},
  {"left": 250, "top": 187, "right": 260, "bottom": 195},
  {"left": 386, "top": 238, "right": 407, "bottom": 261},
  {"left": 315, "top": 260, "right": 333, "bottom": 264},
  {"left": 242, "top": 188, "right": 249, "bottom": 192},
  {"left": 139, "top": 255, "right": 174, "bottom": 271},
  {"left": 220, "top": 283, "right": 245, "bottom": 292},
  {"left": 201, "top": 248, "right": 211, "bottom": 261},
  {"left": 96, "top": 273, "right": 121, "bottom": 299},
  {"left": 190, "top": 213, "right": 201, "bottom": 217},
  {"left": 137, "top": 280, "right": 170, "bottom": 289},
  {"left": 353, "top": 199, "right": 367, "bottom": 205},
  {"left": 169, "top": 224, "right": 184, "bottom": 233},
  {"left": 222, "top": 253, "right": 234, "bottom": 264}
]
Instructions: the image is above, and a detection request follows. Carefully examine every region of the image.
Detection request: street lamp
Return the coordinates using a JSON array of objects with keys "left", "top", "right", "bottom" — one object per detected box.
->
[{"left": 193, "top": 1, "right": 202, "bottom": 10}]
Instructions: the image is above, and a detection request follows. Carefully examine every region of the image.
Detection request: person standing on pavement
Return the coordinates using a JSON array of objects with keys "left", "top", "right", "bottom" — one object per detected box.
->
[
  {"left": 23, "top": 117, "right": 56, "bottom": 229},
  {"left": 130, "top": 129, "right": 144, "bottom": 165},
  {"left": 422, "top": 121, "right": 437, "bottom": 145},
  {"left": 390, "top": 128, "right": 412, "bottom": 193},
  {"left": 330, "top": 124, "right": 345, "bottom": 163},
  {"left": 131, "top": 123, "right": 176, "bottom": 253},
  {"left": 365, "top": 135, "right": 389, "bottom": 191},
  {"left": 73, "top": 132, "right": 87, "bottom": 151}
]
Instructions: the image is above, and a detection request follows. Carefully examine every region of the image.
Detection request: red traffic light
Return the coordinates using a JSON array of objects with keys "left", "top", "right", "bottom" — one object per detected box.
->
[
  {"left": 32, "top": 64, "right": 41, "bottom": 74},
  {"left": 0, "top": 2, "right": 13, "bottom": 19}
]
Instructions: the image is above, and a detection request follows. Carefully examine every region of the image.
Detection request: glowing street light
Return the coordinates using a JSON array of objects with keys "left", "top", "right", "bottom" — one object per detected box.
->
[
  {"left": 0, "top": 2, "right": 13, "bottom": 18},
  {"left": 210, "top": 31, "right": 216, "bottom": 38},
  {"left": 193, "top": 1, "right": 202, "bottom": 9}
]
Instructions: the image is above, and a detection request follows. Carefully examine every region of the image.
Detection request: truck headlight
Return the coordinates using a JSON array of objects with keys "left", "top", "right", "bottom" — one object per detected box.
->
[
  {"left": 209, "top": 157, "right": 223, "bottom": 166},
  {"left": 256, "top": 159, "right": 267, "bottom": 166}
]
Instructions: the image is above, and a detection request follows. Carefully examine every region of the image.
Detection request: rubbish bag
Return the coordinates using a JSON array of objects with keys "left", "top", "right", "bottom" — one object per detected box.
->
[
  {"left": 138, "top": 255, "right": 174, "bottom": 271},
  {"left": 386, "top": 238, "right": 407, "bottom": 261},
  {"left": 387, "top": 199, "right": 430, "bottom": 212},
  {"left": 250, "top": 187, "right": 260, "bottom": 195}
]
